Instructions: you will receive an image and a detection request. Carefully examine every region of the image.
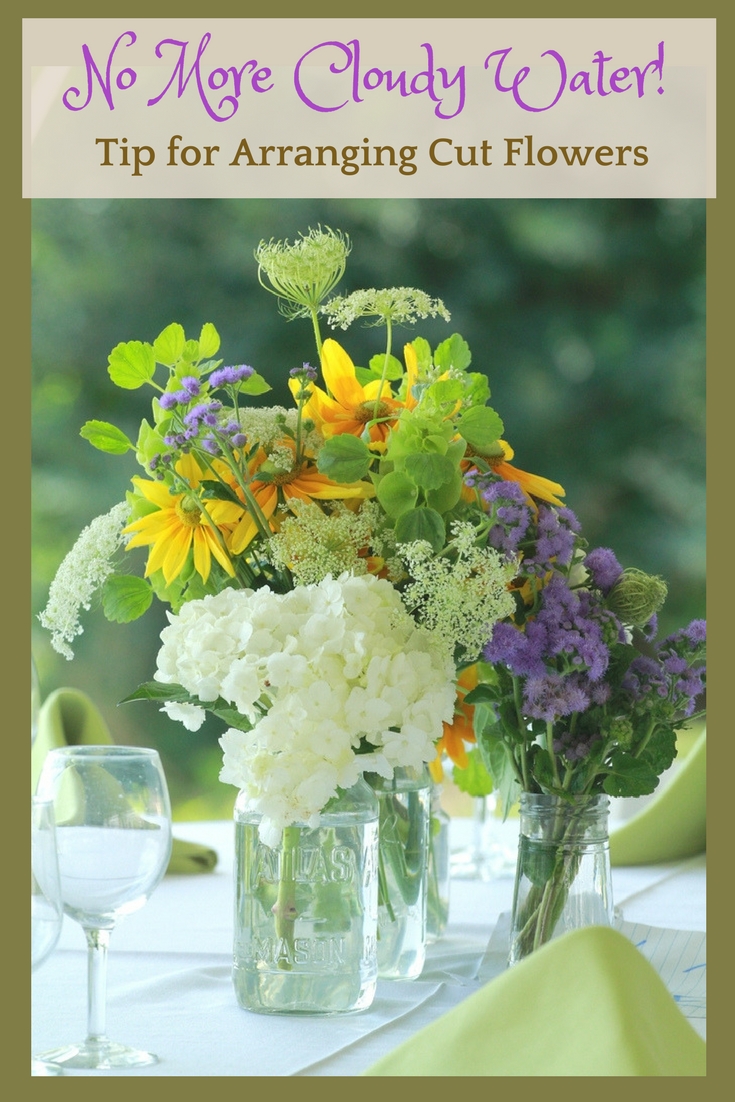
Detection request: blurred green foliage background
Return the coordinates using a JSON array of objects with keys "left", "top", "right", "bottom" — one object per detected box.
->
[{"left": 31, "top": 198, "right": 705, "bottom": 819}]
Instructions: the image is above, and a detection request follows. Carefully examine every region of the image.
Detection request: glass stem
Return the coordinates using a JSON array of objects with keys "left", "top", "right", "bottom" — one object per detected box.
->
[{"left": 85, "top": 927, "right": 111, "bottom": 1044}]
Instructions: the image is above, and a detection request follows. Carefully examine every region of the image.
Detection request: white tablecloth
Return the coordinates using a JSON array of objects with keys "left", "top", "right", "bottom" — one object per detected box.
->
[{"left": 31, "top": 819, "right": 706, "bottom": 1076}]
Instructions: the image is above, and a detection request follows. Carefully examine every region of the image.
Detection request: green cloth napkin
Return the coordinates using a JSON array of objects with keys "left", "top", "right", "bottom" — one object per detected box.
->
[
  {"left": 364, "top": 925, "right": 705, "bottom": 1076},
  {"left": 32, "top": 688, "right": 218, "bottom": 875},
  {"left": 610, "top": 729, "right": 706, "bottom": 866}
]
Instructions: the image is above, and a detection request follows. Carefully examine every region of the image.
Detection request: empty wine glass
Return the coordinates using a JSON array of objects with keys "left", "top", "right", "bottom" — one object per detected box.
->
[
  {"left": 32, "top": 796, "right": 64, "bottom": 1076},
  {"left": 34, "top": 746, "right": 172, "bottom": 1069}
]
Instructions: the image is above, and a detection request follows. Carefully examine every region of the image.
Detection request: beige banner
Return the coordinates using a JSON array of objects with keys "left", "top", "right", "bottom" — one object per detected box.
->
[{"left": 23, "top": 18, "right": 716, "bottom": 198}]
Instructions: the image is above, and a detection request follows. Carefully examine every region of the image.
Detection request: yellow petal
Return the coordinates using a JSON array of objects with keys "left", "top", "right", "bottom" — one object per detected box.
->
[
  {"left": 320, "top": 339, "right": 365, "bottom": 409},
  {"left": 202, "top": 527, "right": 236, "bottom": 577},
  {"left": 161, "top": 526, "right": 192, "bottom": 585}
]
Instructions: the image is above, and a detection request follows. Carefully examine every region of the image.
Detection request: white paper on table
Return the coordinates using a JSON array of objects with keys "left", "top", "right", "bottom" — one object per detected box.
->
[
  {"left": 480, "top": 913, "right": 706, "bottom": 1023},
  {"left": 615, "top": 920, "right": 706, "bottom": 1020}
]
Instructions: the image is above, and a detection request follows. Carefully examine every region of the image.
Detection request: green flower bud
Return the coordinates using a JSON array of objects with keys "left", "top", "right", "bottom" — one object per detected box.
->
[
  {"left": 608, "top": 715, "right": 635, "bottom": 749},
  {"left": 607, "top": 568, "right": 668, "bottom": 626}
]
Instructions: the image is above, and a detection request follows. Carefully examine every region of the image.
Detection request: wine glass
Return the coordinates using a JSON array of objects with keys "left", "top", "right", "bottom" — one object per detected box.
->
[
  {"left": 31, "top": 796, "right": 64, "bottom": 1076},
  {"left": 34, "top": 746, "right": 172, "bottom": 1069}
]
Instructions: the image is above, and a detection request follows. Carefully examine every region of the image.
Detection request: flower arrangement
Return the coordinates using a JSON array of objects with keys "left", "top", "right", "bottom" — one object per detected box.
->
[{"left": 40, "top": 225, "right": 705, "bottom": 965}]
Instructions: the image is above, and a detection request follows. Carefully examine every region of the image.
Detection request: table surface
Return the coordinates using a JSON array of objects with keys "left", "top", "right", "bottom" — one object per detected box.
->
[{"left": 31, "top": 817, "right": 706, "bottom": 1077}]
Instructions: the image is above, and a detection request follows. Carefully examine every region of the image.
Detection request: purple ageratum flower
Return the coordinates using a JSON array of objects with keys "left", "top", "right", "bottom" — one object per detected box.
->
[
  {"left": 159, "top": 392, "right": 180, "bottom": 411},
  {"left": 523, "top": 672, "right": 591, "bottom": 723},
  {"left": 553, "top": 727, "right": 601, "bottom": 761},
  {"left": 484, "top": 573, "right": 617, "bottom": 687},
  {"left": 290, "top": 362, "right": 318, "bottom": 381},
  {"left": 480, "top": 480, "right": 533, "bottom": 560},
  {"left": 525, "top": 505, "right": 581, "bottom": 572},
  {"left": 534, "top": 575, "right": 614, "bottom": 682},
  {"left": 201, "top": 435, "right": 222, "bottom": 456},
  {"left": 180, "top": 376, "right": 201, "bottom": 396},
  {"left": 484, "top": 621, "right": 549, "bottom": 679},
  {"left": 684, "top": 619, "right": 707, "bottom": 646},
  {"left": 183, "top": 400, "right": 222, "bottom": 429},
  {"left": 209, "top": 365, "right": 254, "bottom": 388},
  {"left": 584, "top": 547, "right": 623, "bottom": 594},
  {"left": 622, "top": 655, "right": 668, "bottom": 703}
]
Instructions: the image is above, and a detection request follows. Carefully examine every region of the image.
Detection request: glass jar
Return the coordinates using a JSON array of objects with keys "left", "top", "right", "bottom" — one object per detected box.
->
[
  {"left": 509, "top": 793, "right": 613, "bottom": 965},
  {"left": 426, "top": 785, "right": 450, "bottom": 942},
  {"left": 366, "top": 765, "right": 431, "bottom": 979},
  {"left": 233, "top": 778, "right": 379, "bottom": 1014}
]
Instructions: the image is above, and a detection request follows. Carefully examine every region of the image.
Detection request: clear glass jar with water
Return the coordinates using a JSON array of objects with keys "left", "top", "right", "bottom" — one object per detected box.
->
[{"left": 233, "top": 778, "right": 379, "bottom": 1014}]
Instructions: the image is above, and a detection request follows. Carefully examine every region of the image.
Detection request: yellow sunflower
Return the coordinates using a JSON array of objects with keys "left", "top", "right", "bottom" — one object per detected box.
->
[
  {"left": 229, "top": 441, "right": 374, "bottom": 555},
  {"left": 292, "top": 338, "right": 403, "bottom": 449},
  {"left": 123, "top": 454, "right": 243, "bottom": 585}
]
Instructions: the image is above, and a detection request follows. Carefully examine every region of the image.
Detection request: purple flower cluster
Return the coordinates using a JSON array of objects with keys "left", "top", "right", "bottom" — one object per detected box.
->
[
  {"left": 622, "top": 619, "right": 706, "bottom": 719},
  {"left": 209, "top": 364, "right": 254, "bottom": 388},
  {"left": 524, "top": 505, "right": 581, "bottom": 573},
  {"left": 484, "top": 575, "right": 626, "bottom": 722},
  {"left": 477, "top": 480, "right": 532, "bottom": 559},
  {"left": 553, "top": 727, "right": 602, "bottom": 762},
  {"left": 584, "top": 547, "right": 623, "bottom": 594},
  {"left": 290, "top": 362, "right": 318, "bottom": 381},
  {"left": 158, "top": 376, "right": 201, "bottom": 410}
]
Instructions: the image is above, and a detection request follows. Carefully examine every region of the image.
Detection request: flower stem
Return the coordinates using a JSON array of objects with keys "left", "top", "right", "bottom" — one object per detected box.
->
[
  {"left": 272, "top": 826, "right": 300, "bottom": 971},
  {"left": 372, "top": 317, "right": 393, "bottom": 420}
]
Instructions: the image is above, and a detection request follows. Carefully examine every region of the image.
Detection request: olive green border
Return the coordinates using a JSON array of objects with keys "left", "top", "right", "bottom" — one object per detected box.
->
[{"left": 10, "top": 0, "right": 728, "bottom": 1090}]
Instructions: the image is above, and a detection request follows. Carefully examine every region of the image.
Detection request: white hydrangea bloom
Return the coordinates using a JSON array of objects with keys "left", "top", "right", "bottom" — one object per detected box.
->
[{"left": 155, "top": 573, "right": 456, "bottom": 844}]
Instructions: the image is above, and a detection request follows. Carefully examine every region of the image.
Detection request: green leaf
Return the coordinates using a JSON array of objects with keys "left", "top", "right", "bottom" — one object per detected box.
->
[
  {"left": 120, "top": 681, "right": 192, "bottom": 704},
  {"left": 368, "top": 352, "right": 404, "bottom": 381},
  {"left": 463, "top": 684, "right": 499, "bottom": 706},
  {"left": 475, "top": 706, "right": 521, "bottom": 815},
  {"left": 181, "top": 339, "right": 200, "bottom": 362},
  {"left": 638, "top": 725, "right": 677, "bottom": 777},
  {"left": 375, "top": 470, "right": 418, "bottom": 518},
  {"left": 394, "top": 507, "right": 445, "bottom": 552},
  {"left": 152, "top": 323, "right": 186, "bottom": 366},
  {"left": 433, "top": 333, "right": 472, "bottom": 374},
  {"left": 426, "top": 378, "right": 464, "bottom": 407},
  {"left": 135, "top": 418, "right": 167, "bottom": 467},
  {"left": 425, "top": 468, "right": 463, "bottom": 514},
  {"left": 457, "top": 405, "right": 505, "bottom": 450},
  {"left": 201, "top": 481, "right": 243, "bottom": 504},
  {"left": 519, "top": 837, "right": 557, "bottom": 887},
  {"left": 602, "top": 752, "right": 660, "bottom": 798},
  {"left": 108, "top": 341, "right": 156, "bottom": 389},
  {"left": 465, "top": 372, "right": 492, "bottom": 407},
  {"left": 355, "top": 366, "right": 378, "bottom": 387},
  {"left": 207, "top": 704, "right": 253, "bottom": 731},
  {"left": 198, "top": 322, "right": 220, "bottom": 359},
  {"left": 452, "top": 747, "right": 494, "bottom": 798},
  {"left": 316, "top": 434, "right": 372, "bottom": 482},
  {"left": 404, "top": 452, "right": 455, "bottom": 491},
  {"left": 410, "top": 336, "right": 433, "bottom": 374},
  {"left": 238, "top": 371, "right": 272, "bottom": 396},
  {"left": 80, "top": 420, "right": 133, "bottom": 455},
  {"left": 102, "top": 575, "right": 153, "bottom": 623}
]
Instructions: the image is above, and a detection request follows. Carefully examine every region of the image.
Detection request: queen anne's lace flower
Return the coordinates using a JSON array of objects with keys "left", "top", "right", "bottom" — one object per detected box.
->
[
  {"left": 38, "top": 502, "right": 130, "bottom": 659},
  {"left": 155, "top": 573, "right": 456, "bottom": 844}
]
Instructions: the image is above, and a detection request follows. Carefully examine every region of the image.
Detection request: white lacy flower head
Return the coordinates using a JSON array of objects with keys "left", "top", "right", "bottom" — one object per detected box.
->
[
  {"left": 38, "top": 501, "right": 130, "bottom": 660},
  {"left": 155, "top": 573, "right": 456, "bottom": 844}
]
